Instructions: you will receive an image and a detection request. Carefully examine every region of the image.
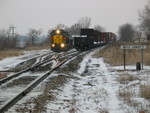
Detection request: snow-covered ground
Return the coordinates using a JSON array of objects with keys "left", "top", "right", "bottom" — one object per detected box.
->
[
  {"left": 0, "top": 49, "right": 50, "bottom": 71},
  {"left": 0, "top": 49, "right": 150, "bottom": 113},
  {"left": 45, "top": 51, "right": 150, "bottom": 113}
]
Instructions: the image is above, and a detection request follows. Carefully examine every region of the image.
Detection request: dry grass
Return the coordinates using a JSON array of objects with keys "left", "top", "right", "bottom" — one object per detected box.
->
[
  {"left": 118, "top": 87, "right": 142, "bottom": 110},
  {"left": 116, "top": 72, "right": 150, "bottom": 112},
  {"left": 98, "top": 109, "right": 109, "bottom": 113},
  {"left": 119, "top": 85, "right": 150, "bottom": 112},
  {"left": 117, "top": 73, "right": 139, "bottom": 107},
  {"left": 0, "top": 49, "right": 24, "bottom": 60},
  {"left": 25, "top": 46, "right": 49, "bottom": 51},
  {"left": 118, "top": 88, "right": 135, "bottom": 100},
  {"left": 140, "top": 83, "right": 150, "bottom": 99},
  {"left": 92, "top": 42, "right": 150, "bottom": 112},
  {"left": 0, "top": 46, "right": 49, "bottom": 60},
  {"left": 93, "top": 41, "right": 150, "bottom": 66},
  {"left": 117, "top": 73, "right": 138, "bottom": 84}
]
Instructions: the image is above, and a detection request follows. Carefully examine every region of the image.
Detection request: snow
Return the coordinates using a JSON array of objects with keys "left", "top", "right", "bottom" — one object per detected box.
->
[
  {"left": 0, "top": 49, "right": 150, "bottom": 113},
  {"left": 46, "top": 54, "right": 124, "bottom": 113},
  {"left": 0, "top": 49, "right": 50, "bottom": 71},
  {"left": 45, "top": 51, "right": 150, "bottom": 113}
]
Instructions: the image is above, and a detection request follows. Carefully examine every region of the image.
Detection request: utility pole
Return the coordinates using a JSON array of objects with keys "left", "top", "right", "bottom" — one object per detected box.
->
[
  {"left": 8, "top": 26, "right": 17, "bottom": 48},
  {"left": 9, "top": 26, "right": 16, "bottom": 38}
]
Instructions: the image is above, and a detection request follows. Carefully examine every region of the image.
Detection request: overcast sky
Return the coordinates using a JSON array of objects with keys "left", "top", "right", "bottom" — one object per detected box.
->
[{"left": 0, "top": 0, "right": 149, "bottom": 35}]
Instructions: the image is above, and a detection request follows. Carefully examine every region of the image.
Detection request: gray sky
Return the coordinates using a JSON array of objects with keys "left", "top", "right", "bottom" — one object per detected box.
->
[{"left": 0, "top": 0, "right": 149, "bottom": 35}]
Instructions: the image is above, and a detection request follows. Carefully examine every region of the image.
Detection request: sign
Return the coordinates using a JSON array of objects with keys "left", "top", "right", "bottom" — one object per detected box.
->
[
  {"left": 121, "top": 45, "right": 146, "bottom": 49},
  {"left": 121, "top": 45, "right": 146, "bottom": 70}
]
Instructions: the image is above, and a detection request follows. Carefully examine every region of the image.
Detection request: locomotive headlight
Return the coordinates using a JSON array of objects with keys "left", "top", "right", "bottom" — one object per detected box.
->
[
  {"left": 56, "top": 29, "right": 60, "bottom": 34},
  {"left": 61, "top": 43, "right": 65, "bottom": 48},
  {"left": 52, "top": 44, "right": 55, "bottom": 47}
]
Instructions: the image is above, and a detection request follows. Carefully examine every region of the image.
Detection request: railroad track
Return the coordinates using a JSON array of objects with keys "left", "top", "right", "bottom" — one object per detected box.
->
[
  {"left": 0, "top": 49, "right": 81, "bottom": 113},
  {"left": 0, "top": 52, "right": 55, "bottom": 85}
]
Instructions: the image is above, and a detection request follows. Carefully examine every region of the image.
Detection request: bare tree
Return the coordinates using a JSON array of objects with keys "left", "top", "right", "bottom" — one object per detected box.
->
[
  {"left": 134, "top": 26, "right": 142, "bottom": 42},
  {"left": 139, "top": 2, "right": 150, "bottom": 34},
  {"left": 78, "top": 17, "right": 91, "bottom": 28},
  {"left": 118, "top": 23, "right": 135, "bottom": 42},
  {"left": 69, "top": 23, "right": 81, "bottom": 35},
  {"left": 27, "top": 28, "right": 42, "bottom": 46},
  {"left": 0, "top": 28, "right": 18, "bottom": 50},
  {"left": 94, "top": 25, "right": 105, "bottom": 32},
  {"left": 0, "top": 29, "right": 7, "bottom": 49},
  {"left": 55, "top": 24, "right": 67, "bottom": 30}
]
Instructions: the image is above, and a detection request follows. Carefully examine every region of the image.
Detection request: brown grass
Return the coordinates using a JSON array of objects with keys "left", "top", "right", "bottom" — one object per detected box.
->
[
  {"left": 93, "top": 41, "right": 150, "bottom": 66},
  {"left": 0, "top": 49, "right": 24, "bottom": 60},
  {"left": 118, "top": 88, "right": 139, "bottom": 107},
  {"left": 0, "top": 73, "right": 7, "bottom": 79},
  {"left": 0, "top": 46, "right": 49, "bottom": 60},
  {"left": 93, "top": 42, "right": 150, "bottom": 112},
  {"left": 25, "top": 46, "right": 49, "bottom": 51},
  {"left": 117, "top": 73, "right": 138, "bottom": 84},
  {"left": 140, "top": 83, "right": 150, "bottom": 99}
]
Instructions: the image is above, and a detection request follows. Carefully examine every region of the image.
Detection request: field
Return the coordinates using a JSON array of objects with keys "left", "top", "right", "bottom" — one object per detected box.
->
[
  {"left": 0, "top": 46, "right": 49, "bottom": 60},
  {"left": 92, "top": 41, "right": 150, "bottom": 113},
  {"left": 93, "top": 41, "right": 150, "bottom": 66},
  {"left": 0, "top": 42, "right": 150, "bottom": 112},
  {"left": 0, "top": 49, "right": 24, "bottom": 60}
]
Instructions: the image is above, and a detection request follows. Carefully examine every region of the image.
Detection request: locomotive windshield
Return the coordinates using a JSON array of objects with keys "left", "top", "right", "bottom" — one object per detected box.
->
[{"left": 51, "top": 29, "right": 64, "bottom": 36}]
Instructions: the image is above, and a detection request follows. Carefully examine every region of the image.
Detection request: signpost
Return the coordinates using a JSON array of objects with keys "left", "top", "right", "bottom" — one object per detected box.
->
[
  {"left": 121, "top": 45, "right": 146, "bottom": 70},
  {"left": 121, "top": 45, "right": 146, "bottom": 49}
]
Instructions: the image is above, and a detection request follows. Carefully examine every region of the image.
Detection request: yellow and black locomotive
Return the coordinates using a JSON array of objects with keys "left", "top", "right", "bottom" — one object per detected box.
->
[{"left": 50, "top": 29, "right": 72, "bottom": 52}]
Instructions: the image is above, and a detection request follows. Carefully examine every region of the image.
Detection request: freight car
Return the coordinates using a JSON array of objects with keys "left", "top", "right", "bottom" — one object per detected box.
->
[
  {"left": 73, "top": 28, "right": 116, "bottom": 51},
  {"left": 50, "top": 29, "right": 73, "bottom": 52}
]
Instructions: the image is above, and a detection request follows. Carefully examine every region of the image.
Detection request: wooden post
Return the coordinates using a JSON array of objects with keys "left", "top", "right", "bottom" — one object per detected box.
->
[
  {"left": 141, "top": 48, "right": 144, "bottom": 69},
  {"left": 123, "top": 49, "right": 126, "bottom": 70}
]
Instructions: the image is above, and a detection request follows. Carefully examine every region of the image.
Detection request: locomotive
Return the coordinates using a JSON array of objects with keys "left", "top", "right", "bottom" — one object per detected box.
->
[
  {"left": 73, "top": 28, "right": 116, "bottom": 51},
  {"left": 50, "top": 29, "right": 73, "bottom": 52}
]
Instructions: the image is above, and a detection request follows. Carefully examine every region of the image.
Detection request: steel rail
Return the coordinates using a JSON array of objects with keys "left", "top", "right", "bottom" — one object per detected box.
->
[
  {"left": 0, "top": 67, "right": 31, "bottom": 85},
  {"left": 0, "top": 56, "right": 55, "bottom": 85},
  {"left": 0, "top": 52, "right": 52, "bottom": 72},
  {"left": 0, "top": 59, "right": 67, "bottom": 113},
  {"left": 0, "top": 50, "right": 86, "bottom": 113}
]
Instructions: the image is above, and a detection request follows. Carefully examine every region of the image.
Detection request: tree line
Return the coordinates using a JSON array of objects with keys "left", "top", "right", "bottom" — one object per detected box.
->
[
  {"left": 0, "top": 17, "right": 105, "bottom": 50},
  {"left": 0, "top": 28, "right": 18, "bottom": 50},
  {"left": 119, "top": 1, "right": 150, "bottom": 42}
]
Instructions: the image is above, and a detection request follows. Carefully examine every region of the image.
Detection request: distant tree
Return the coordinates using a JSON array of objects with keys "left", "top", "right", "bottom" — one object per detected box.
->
[
  {"left": 134, "top": 26, "right": 142, "bottom": 42},
  {"left": 0, "top": 28, "right": 18, "bottom": 49},
  {"left": 55, "top": 24, "right": 67, "bottom": 30},
  {"left": 94, "top": 25, "right": 105, "bottom": 32},
  {"left": 78, "top": 17, "right": 91, "bottom": 28},
  {"left": 139, "top": 2, "right": 150, "bottom": 34},
  {"left": 69, "top": 23, "right": 81, "bottom": 35},
  {"left": 0, "top": 30, "right": 7, "bottom": 49},
  {"left": 27, "top": 28, "right": 42, "bottom": 46},
  {"left": 118, "top": 23, "right": 135, "bottom": 42}
]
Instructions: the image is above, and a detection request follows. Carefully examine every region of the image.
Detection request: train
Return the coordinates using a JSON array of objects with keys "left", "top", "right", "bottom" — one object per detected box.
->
[
  {"left": 50, "top": 29, "right": 73, "bottom": 52},
  {"left": 50, "top": 28, "right": 116, "bottom": 52},
  {"left": 73, "top": 28, "right": 116, "bottom": 51}
]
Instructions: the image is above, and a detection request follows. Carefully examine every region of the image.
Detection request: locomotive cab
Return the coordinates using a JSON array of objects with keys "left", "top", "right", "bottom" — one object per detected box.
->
[{"left": 50, "top": 29, "right": 72, "bottom": 52}]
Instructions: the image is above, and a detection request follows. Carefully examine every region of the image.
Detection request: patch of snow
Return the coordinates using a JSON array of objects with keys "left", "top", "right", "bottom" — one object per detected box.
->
[
  {"left": 45, "top": 51, "right": 150, "bottom": 113},
  {"left": 46, "top": 55, "right": 124, "bottom": 113},
  {"left": 0, "top": 49, "right": 50, "bottom": 71},
  {"left": 0, "top": 48, "right": 149, "bottom": 113}
]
